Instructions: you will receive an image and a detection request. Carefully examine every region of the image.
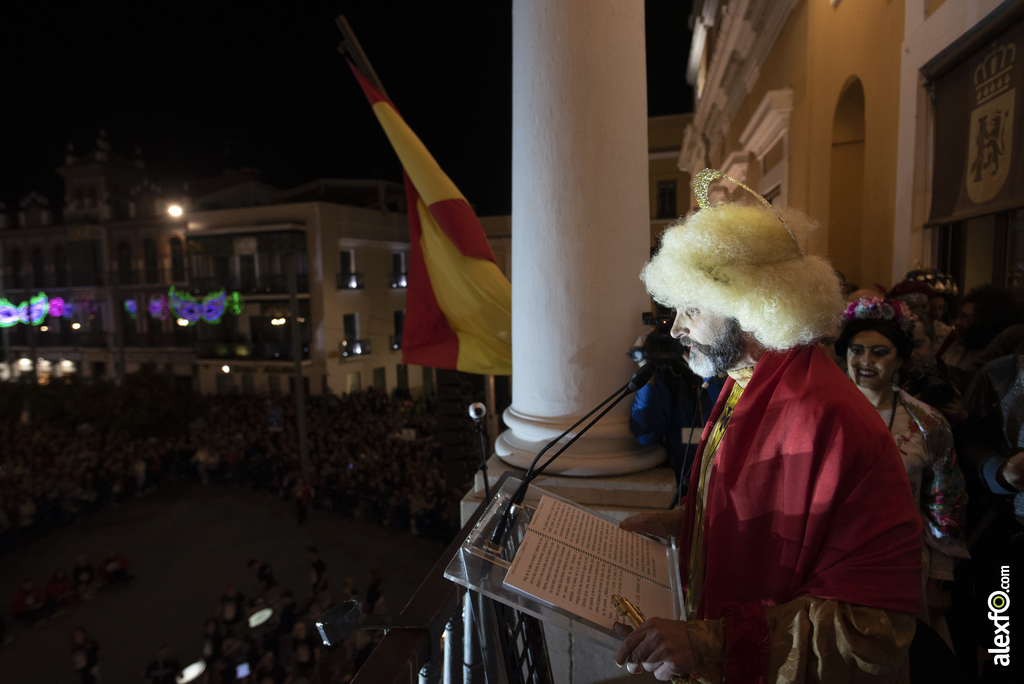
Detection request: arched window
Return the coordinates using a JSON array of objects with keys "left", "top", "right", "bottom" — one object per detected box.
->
[
  {"left": 143, "top": 239, "right": 159, "bottom": 283},
  {"left": 170, "top": 237, "right": 185, "bottom": 282}
]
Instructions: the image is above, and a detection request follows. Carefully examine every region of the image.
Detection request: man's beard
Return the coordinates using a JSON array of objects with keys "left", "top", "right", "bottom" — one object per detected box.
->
[{"left": 681, "top": 318, "right": 745, "bottom": 378}]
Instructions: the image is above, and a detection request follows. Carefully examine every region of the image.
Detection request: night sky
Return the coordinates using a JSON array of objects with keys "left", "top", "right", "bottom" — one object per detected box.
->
[{"left": 3, "top": 1, "right": 691, "bottom": 218}]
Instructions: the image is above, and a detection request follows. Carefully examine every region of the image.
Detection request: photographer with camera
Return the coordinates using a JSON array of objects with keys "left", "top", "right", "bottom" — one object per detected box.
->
[{"left": 628, "top": 308, "right": 724, "bottom": 505}]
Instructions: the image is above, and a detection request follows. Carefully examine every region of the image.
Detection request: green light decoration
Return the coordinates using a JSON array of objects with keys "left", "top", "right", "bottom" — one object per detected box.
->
[
  {"left": 0, "top": 289, "right": 243, "bottom": 328},
  {"left": 226, "top": 291, "right": 244, "bottom": 317}
]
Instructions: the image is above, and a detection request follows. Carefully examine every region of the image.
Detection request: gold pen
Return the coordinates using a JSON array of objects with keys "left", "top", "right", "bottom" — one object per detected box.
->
[
  {"left": 611, "top": 595, "right": 685, "bottom": 684},
  {"left": 612, "top": 594, "right": 645, "bottom": 627}
]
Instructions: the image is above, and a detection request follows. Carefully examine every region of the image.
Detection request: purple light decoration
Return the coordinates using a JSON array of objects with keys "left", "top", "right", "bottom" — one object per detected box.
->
[
  {"left": 170, "top": 287, "right": 201, "bottom": 326},
  {"left": 49, "top": 297, "right": 66, "bottom": 318},
  {"left": 0, "top": 299, "right": 23, "bottom": 328},
  {"left": 29, "top": 293, "right": 49, "bottom": 325},
  {"left": 167, "top": 287, "right": 242, "bottom": 326},
  {"left": 201, "top": 290, "right": 227, "bottom": 324},
  {"left": 148, "top": 294, "right": 169, "bottom": 320},
  {"left": 124, "top": 299, "right": 138, "bottom": 319}
]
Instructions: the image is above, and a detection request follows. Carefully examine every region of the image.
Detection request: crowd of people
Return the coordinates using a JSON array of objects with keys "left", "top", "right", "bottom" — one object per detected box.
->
[
  {"left": 0, "top": 388, "right": 459, "bottom": 563},
  {"left": 0, "top": 385, "right": 462, "bottom": 682},
  {"left": 145, "top": 554, "right": 389, "bottom": 684},
  {"left": 832, "top": 279, "right": 1023, "bottom": 676},
  {"left": 12, "top": 549, "right": 131, "bottom": 629},
  {"left": 10, "top": 553, "right": 389, "bottom": 684},
  {"left": 177, "top": 390, "right": 458, "bottom": 542}
]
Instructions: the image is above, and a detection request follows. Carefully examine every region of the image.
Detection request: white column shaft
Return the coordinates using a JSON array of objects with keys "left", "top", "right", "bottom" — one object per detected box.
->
[{"left": 497, "top": 0, "right": 663, "bottom": 476}]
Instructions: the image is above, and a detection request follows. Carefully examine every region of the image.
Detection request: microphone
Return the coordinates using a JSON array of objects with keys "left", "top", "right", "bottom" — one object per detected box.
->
[
  {"left": 488, "top": 363, "right": 655, "bottom": 548},
  {"left": 468, "top": 402, "right": 487, "bottom": 421}
]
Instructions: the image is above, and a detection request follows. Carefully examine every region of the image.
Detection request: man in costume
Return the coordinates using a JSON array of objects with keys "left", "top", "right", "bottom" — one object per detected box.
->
[{"left": 614, "top": 170, "right": 923, "bottom": 683}]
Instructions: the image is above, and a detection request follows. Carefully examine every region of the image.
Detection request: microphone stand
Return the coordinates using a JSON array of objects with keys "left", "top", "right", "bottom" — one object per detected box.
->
[
  {"left": 487, "top": 364, "right": 655, "bottom": 550},
  {"left": 470, "top": 406, "right": 491, "bottom": 502}
]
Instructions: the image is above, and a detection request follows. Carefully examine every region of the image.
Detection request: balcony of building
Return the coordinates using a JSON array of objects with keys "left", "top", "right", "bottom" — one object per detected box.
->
[
  {"left": 122, "top": 328, "right": 196, "bottom": 349},
  {"left": 189, "top": 273, "right": 309, "bottom": 296},
  {"left": 389, "top": 271, "right": 408, "bottom": 289},
  {"left": 194, "top": 339, "right": 309, "bottom": 361},
  {"left": 340, "top": 338, "right": 371, "bottom": 358},
  {"left": 336, "top": 272, "right": 366, "bottom": 290},
  {"left": 5, "top": 327, "right": 109, "bottom": 348}
]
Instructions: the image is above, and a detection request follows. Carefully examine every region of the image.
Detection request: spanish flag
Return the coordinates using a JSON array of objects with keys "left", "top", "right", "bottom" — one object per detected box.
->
[{"left": 349, "top": 62, "right": 512, "bottom": 375}]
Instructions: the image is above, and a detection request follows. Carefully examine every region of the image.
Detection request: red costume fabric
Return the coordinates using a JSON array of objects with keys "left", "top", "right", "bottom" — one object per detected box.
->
[{"left": 681, "top": 345, "right": 923, "bottom": 621}]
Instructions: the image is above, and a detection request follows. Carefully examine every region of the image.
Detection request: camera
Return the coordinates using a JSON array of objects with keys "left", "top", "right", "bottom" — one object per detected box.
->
[{"left": 628, "top": 309, "right": 684, "bottom": 368}]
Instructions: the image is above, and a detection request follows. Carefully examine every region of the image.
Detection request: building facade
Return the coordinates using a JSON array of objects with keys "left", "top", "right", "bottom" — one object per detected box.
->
[
  {"left": 0, "top": 135, "right": 446, "bottom": 397},
  {"left": 680, "top": 0, "right": 1023, "bottom": 297}
]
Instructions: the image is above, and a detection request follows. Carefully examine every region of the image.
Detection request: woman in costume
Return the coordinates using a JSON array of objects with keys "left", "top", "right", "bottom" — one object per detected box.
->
[{"left": 835, "top": 296, "right": 969, "bottom": 649}]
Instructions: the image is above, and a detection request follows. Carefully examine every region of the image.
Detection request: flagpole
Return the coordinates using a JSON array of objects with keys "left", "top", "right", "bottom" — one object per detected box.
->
[{"left": 335, "top": 15, "right": 389, "bottom": 99}]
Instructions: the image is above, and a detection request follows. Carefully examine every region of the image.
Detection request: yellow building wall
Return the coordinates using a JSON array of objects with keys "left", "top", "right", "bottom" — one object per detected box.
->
[
  {"left": 716, "top": 4, "right": 813, "bottom": 237},
  {"left": 926, "top": 0, "right": 950, "bottom": 18},
  {"left": 707, "top": 1, "right": 904, "bottom": 291},
  {"left": 807, "top": 0, "right": 904, "bottom": 291}
]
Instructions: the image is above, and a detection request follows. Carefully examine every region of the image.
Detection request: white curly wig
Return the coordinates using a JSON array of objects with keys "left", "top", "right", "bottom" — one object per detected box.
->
[{"left": 640, "top": 203, "right": 845, "bottom": 351}]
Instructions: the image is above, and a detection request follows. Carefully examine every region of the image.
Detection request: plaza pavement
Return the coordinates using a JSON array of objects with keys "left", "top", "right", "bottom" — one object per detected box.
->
[{"left": 0, "top": 480, "right": 448, "bottom": 683}]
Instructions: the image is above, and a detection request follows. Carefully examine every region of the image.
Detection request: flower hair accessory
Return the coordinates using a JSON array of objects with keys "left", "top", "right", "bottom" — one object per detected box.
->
[{"left": 844, "top": 296, "right": 916, "bottom": 333}]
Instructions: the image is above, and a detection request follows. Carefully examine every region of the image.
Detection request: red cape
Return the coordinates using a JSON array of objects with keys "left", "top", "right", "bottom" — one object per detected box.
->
[{"left": 680, "top": 345, "right": 923, "bottom": 620}]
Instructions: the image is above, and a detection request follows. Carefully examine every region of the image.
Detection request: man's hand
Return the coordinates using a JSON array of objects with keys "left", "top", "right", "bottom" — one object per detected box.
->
[
  {"left": 620, "top": 506, "right": 686, "bottom": 540},
  {"left": 615, "top": 617, "right": 695, "bottom": 681}
]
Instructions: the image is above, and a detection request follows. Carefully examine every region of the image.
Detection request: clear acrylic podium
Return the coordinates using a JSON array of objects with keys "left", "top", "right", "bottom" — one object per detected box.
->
[{"left": 444, "top": 475, "right": 682, "bottom": 650}]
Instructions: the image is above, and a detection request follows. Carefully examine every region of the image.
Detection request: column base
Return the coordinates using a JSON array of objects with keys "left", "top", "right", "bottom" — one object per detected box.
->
[{"left": 494, "top": 418, "right": 666, "bottom": 477}]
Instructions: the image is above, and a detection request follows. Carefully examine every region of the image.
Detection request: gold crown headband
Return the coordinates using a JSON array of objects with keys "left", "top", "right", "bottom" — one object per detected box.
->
[{"left": 693, "top": 168, "right": 802, "bottom": 256}]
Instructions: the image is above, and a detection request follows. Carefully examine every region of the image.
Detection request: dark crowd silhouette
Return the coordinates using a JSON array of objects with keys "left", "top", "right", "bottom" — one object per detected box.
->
[{"left": 0, "top": 379, "right": 460, "bottom": 682}]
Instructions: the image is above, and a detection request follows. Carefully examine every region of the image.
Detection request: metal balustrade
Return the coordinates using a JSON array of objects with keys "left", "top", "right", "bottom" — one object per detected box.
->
[{"left": 329, "top": 483, "right": 551, "bottom": 684}]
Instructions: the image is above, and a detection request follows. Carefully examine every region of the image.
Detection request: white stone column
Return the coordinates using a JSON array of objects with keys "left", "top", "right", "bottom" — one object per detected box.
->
[{"left": 496, "top": 0, "right": 662, "bottom": 476}]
